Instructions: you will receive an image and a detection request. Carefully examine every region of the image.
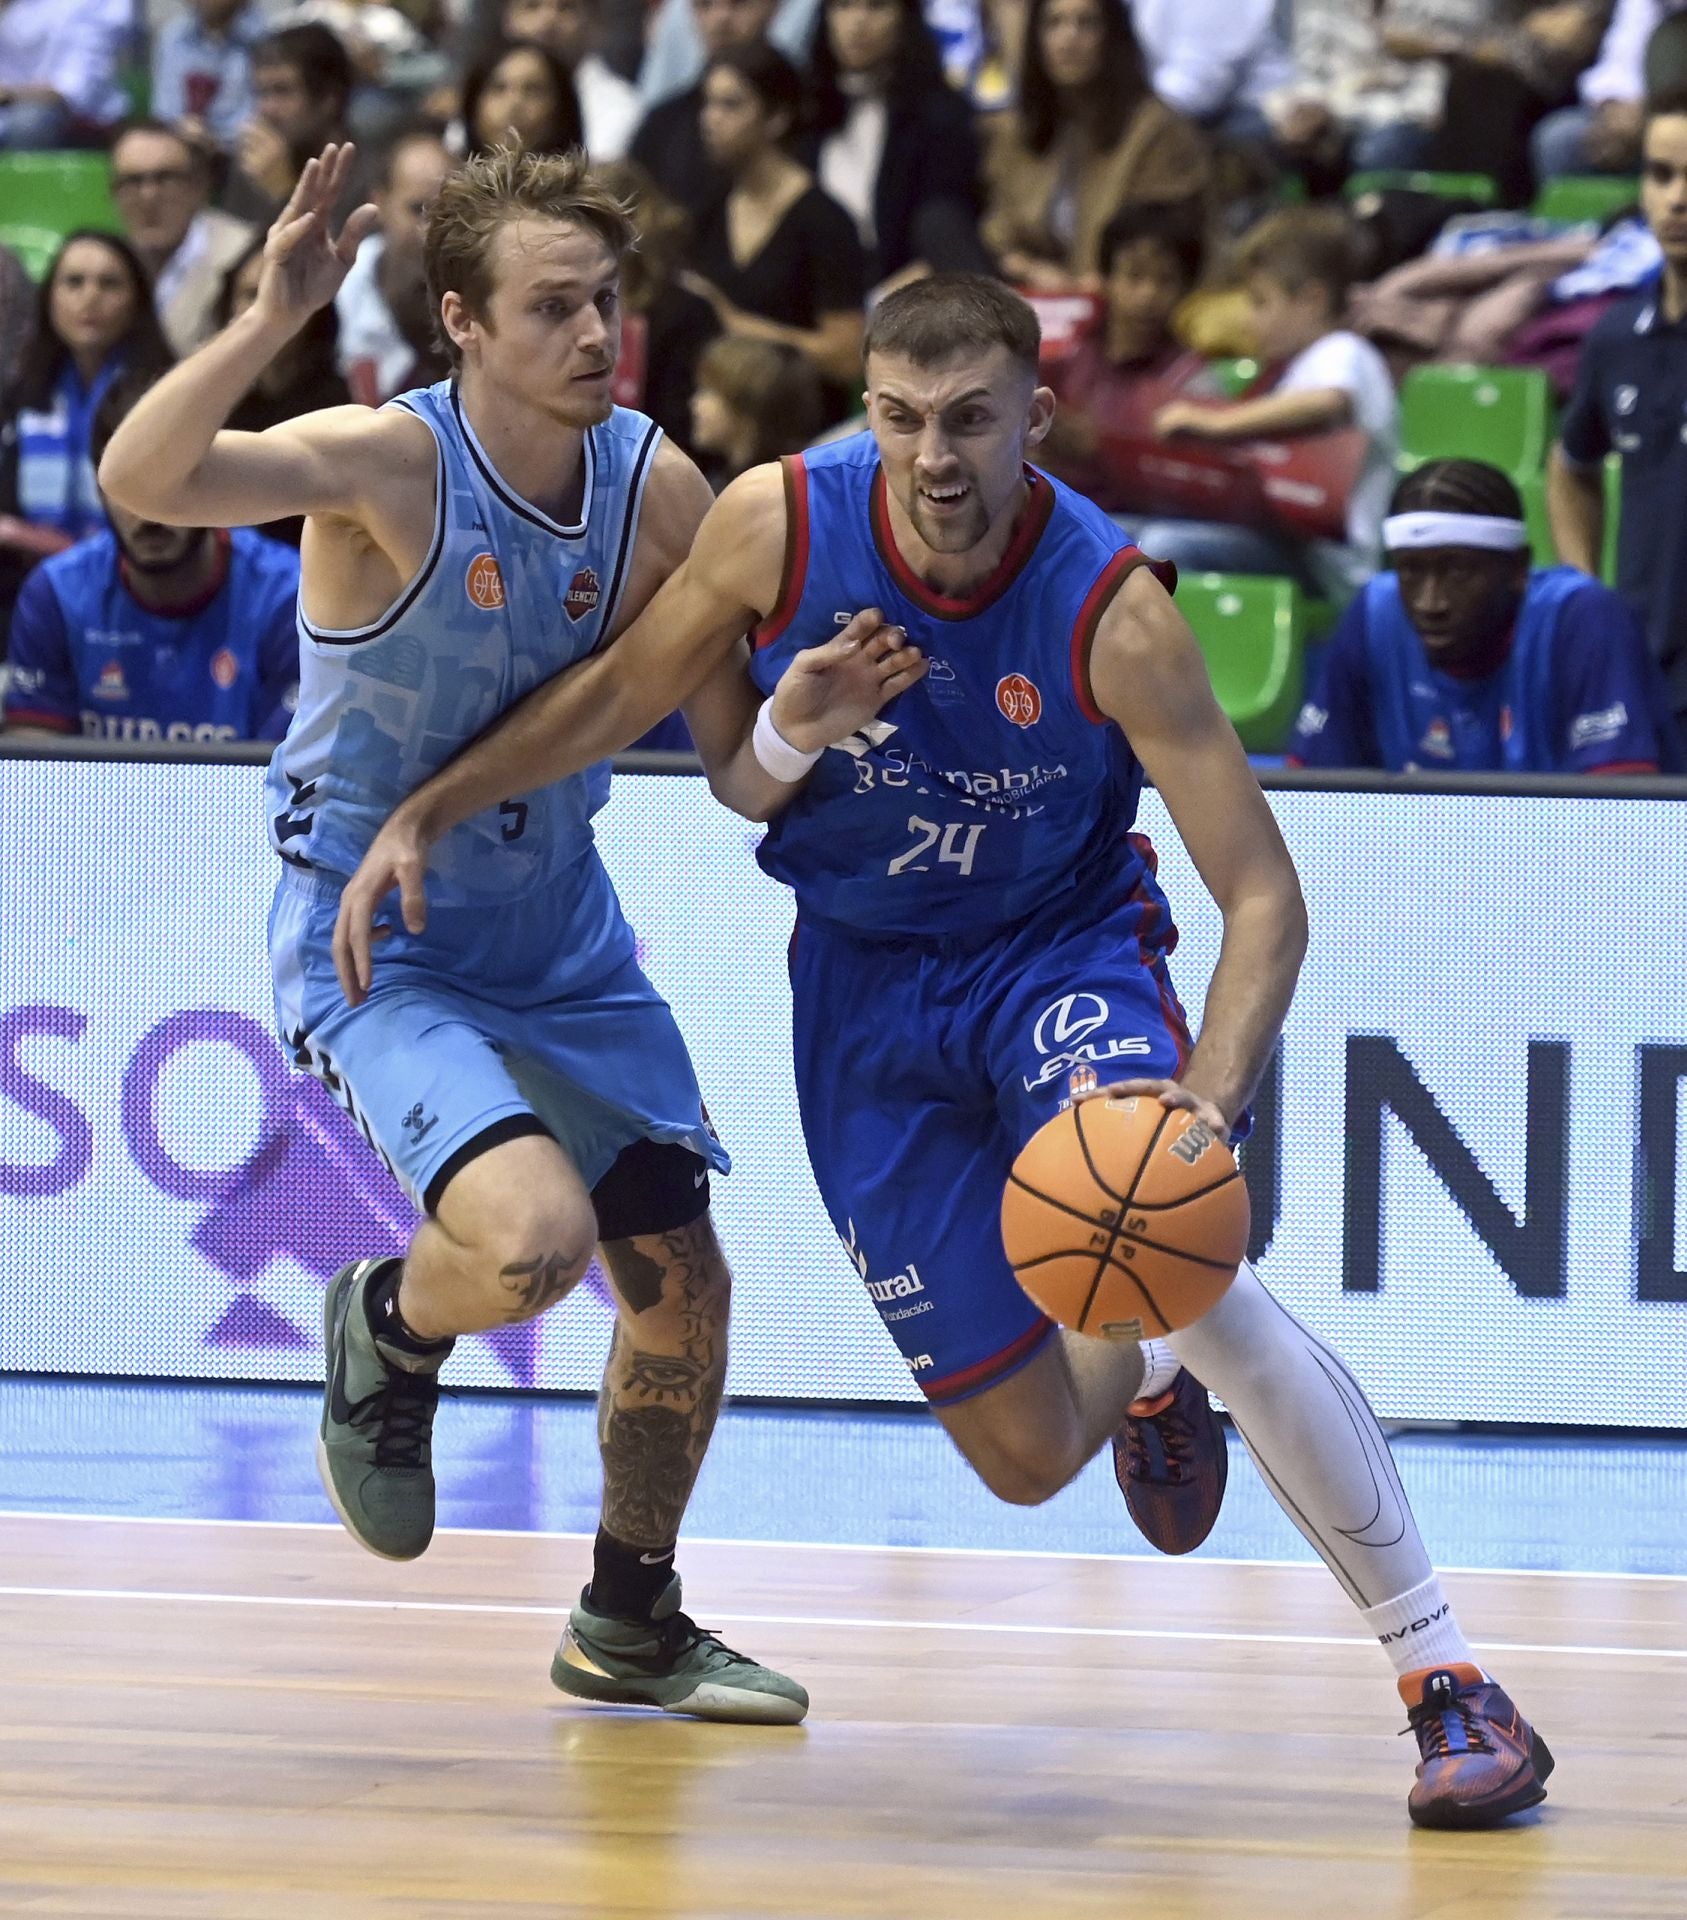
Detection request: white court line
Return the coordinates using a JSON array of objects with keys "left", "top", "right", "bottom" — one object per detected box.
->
[
  {"left": 2, "top": 1507, "right": 1684, "bottom": 1585},
  {"left": 0, "top": 1582, "right": 1682, "bottom": 1664}
]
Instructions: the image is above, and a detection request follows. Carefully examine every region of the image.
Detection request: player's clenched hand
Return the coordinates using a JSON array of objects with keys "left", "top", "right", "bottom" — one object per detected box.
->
[
  {"left": 770, "top": 610, "right": 928, "bottom": 753},
  {"left": 331, "top": 805, "right": 434, "bottom": 1008},
  {"left": 1074, "top": 1078, "right": 1231, "bottom": 1144}
]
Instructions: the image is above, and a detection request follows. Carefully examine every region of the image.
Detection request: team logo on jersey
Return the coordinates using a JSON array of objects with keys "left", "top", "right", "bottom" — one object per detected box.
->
[
  {"left": 94, "top": 659, "right": 128, "bottom": 702},
  {"left": 466, "top": 552, "right": 506, "bottom": 611},
  {"left": 1419, "top": 717, "right": 1455, "bottom": 760},
  {"left": 995, "top": 672, "right": 1042, "bottom": 727},
  {"left": 1068, "top": 1063, "right": 1099, "bottom": 1099},
  {"left": 209, "top": 647, "right": 239, "bottom": 690},
  {"left": 564, "top": 566, "right": 601, "bottom": 621}
]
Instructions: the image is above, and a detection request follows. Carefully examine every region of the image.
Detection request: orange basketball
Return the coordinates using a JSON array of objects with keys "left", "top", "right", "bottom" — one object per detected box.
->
[{"left": 1001, "top": 1095, "right": 1249, "bottom": 1340}]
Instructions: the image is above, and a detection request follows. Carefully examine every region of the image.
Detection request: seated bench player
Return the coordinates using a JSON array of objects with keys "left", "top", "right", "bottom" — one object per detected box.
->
[
  {"left": 3, "top": 375, "right": 299, "bottom": 742},
  {"left": 1290, "top": 459, "right": 1681, "bottom": 775}
]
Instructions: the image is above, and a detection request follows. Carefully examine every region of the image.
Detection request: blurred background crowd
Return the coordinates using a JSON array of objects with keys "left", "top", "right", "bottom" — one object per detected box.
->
[{"left": 3, "top": 0, "right": 1687, "bottom": 772}]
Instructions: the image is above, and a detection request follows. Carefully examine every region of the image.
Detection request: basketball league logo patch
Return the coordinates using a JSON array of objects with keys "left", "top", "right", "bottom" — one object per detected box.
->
[
  {"left": 995, "top": 672, "right": 1042, "bottom": 727},
  {"left": 466, "top": 552, "right": 506, "bottom": 610},
  {"left": 209, "top": 647, "right": 239, "bottom": 690},
  {"left": 564, "top": 566, "right": 601, "bottom": 622}
]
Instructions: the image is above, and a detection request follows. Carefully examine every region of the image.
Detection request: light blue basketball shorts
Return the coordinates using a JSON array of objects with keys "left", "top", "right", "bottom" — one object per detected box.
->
[{"left": 269, "top": 867, "right": 728, "bottom": 1220}]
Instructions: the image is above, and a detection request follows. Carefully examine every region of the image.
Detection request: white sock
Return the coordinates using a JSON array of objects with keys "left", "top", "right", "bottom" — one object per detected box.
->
[
  {"left": 1134, "top": 1339, "right": 1181, "bottom": 1404},
  {"left": 1361, "top": 1575, "right": 1480, "bottom": 1680}
]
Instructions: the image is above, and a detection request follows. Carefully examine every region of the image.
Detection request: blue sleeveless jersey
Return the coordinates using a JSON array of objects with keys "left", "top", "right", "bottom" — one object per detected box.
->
[
  {"left": 1363, "top": 565, "right": 1583, "bottom": 774},
  {"left": 747, "top": 434, "right": 1172, "bottom": 936},
  {"left": 264, "top": 382, "right": 662, "bottom": 941}
]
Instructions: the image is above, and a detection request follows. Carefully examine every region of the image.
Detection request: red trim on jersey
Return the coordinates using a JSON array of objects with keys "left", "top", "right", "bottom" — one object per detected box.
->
[
  {"left": 922, "top": 1315, "right": 1058, "bottom": 1406},
  {"left": 869, "top": 467, "right": 1056, "bottom": 621},
  {"left": 753, "top": 456, "right": 811, "bottom": 649},
  {"left": 2, "top": 707, "right": 74, "bottom": 732},
  {"left": 1069, "top": 549, "right": 1177, "bottom": 724},
  {"left": 1585, "top": 759, "right": 1659, "bottom": 774}
]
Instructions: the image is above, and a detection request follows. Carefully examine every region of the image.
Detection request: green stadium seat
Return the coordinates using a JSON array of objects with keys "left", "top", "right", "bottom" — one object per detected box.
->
[
  {"left": 1398, "top": 364, "right": 1557, "bottom": 481},
  {"left": 1344, "top": 170, "right": 1500, "bottom": 207},
  {"left": 1177, "top": 572, "right": 1307, "bottom": 751},
  {"left": 1532, "top": 175, "right": 1641, "bottom": 226},
  {"left": 0, "top": 221, "right": 63, "bottom": 280},
  {"left": 0, "top": 152, "right": 121, "bottom": 277},
  {"left": 1205, "top": 356, "right": 1260, "bottom": 398},
  {"left": 1515, "top": 471, "right": 1558, "bottom": 568},
  {"left": 1603, "top": 452, "right": 1621, "bottom": 586}
]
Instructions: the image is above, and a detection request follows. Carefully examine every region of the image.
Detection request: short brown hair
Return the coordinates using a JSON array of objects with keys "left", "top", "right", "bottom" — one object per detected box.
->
[
  {"left": 864, "top": 272, "right": 1041, "bottom": 377},
  {"left": 1233, "top": 206, "right": 1357, "bottom": 308},
  {"left": 696, "top": 336, "right": 823, "bottom": 459},
  {"left": 423, "top": 146, "right": 637, "bottom": 366}
]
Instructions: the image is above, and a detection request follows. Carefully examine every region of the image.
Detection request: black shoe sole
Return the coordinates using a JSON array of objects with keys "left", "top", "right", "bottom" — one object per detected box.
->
[{"left": 1409, "top": 1730, "right": 1556, "bottom": 1830}]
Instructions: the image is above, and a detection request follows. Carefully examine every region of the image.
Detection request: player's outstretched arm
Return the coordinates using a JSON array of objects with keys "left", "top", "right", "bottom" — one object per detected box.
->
[
  {"left": 1088, "top": 566, "right": 1309, "bottom": 1134},
  {"left": 684, "top": 628, "right": 927, "bottom": 823},
  {"left": 331, "top": 460, "right": 902, "bottom": 1003},
  {"left": 99, "top": 144, "right": 382, "bottom": 528}
]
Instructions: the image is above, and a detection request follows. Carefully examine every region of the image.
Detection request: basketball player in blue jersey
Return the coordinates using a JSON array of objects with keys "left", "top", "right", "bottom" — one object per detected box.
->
[
  {"left": 101, "top": 143, "right": 923, "bottom": 1725},
  {"left": 332, "top": 274, "right": 1553, "bottom": 1828}
]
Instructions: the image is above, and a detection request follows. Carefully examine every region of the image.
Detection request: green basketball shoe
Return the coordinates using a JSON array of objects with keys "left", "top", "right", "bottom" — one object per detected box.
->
[
  {"left": 317, "top": 1258, "right": 452, "bottom": 1561},
  {"left": 551, "top": 1576, "right": 809, "bottom": 1723}
]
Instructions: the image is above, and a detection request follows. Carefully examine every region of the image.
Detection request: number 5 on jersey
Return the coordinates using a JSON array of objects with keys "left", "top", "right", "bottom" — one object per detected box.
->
[{"left": 887, "top": 815, "right": 985, "bottom": 876}]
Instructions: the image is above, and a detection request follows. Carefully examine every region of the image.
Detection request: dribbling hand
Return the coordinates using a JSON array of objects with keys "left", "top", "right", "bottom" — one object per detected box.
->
[
  {"left": 331, "top": 804, "right": 435, "bottom": 1008},
  {"left": 1073, "top": 1078, "right": 1231, "bottom": 1144},
  {"left": 771, "top": 610, "right": 928, "bottom": 754},
  {"left": 255, "top": 143, "right": 379, "bottom": 334}
]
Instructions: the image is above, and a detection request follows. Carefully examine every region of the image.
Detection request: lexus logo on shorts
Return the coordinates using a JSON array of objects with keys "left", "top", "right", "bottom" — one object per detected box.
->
[
  {"left": 1033, "top": 993, "right": 1110, "bottom": 1055},
  {"left": 1025, "top": 991, "right": 1151, "bottom": 1091}
]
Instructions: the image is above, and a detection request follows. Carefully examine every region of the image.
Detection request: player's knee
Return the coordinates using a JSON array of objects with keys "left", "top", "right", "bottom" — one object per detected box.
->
[
  {"left": 477, "top": 1193, "right": 598, "bottom": 1310},
  {"left": 964, "top": 1431, "right": 1081, "bottom": 1507}
]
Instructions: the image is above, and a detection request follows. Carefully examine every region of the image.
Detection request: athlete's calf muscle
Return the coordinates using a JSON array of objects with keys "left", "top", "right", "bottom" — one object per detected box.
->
[{"left": 596, "top": 1221, "right": 732, "bottom": 1550}]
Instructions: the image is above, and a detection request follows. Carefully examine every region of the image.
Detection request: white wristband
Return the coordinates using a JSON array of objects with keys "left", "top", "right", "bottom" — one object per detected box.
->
[{"left": 752, "top": 698, "right": 823, "bottom": 783}]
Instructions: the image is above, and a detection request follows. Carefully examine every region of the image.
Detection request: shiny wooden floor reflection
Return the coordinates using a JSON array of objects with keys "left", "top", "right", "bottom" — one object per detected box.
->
[{"left": 0, "top": 1512, "right": 1683, "bottom": 1919}]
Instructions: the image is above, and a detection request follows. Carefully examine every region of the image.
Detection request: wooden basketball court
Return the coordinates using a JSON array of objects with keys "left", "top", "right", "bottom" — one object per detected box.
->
[{"left": 1, "top": 1511, "right": 1683, "bottom": 1919}]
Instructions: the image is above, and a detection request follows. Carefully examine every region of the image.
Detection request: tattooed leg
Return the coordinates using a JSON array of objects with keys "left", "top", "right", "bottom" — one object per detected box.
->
[
  {"left": 595, "top": 1216, "right": 732, "bottom": 1550},
  {"left": 395, "top": 1131, "right": 599, "bottom": 1339}
]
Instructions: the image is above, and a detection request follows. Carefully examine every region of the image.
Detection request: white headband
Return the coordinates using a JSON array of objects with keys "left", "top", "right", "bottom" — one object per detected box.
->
[{"left": 1382, "top": 511, "right": 1529, "bottom": 553}]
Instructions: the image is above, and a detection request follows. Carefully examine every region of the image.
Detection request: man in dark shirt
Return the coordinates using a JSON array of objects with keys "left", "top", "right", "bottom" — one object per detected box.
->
[
  {"left": 630, "top": 0, "right": 777, "bottom": 217},
  {"left": 1549, "top": 91, "right": 1687, "bottom": 724},
  {"left": 1292, "top": 459, "right": 1677, "bottom": 774}
]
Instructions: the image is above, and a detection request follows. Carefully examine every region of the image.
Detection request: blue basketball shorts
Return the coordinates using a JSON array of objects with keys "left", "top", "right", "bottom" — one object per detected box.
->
[
  {"left": 790, "top": 864, "right": 1209, "bottom": 1407},
  {"left": 269, "top": 868, "right": 728, "bottom": 1222}
]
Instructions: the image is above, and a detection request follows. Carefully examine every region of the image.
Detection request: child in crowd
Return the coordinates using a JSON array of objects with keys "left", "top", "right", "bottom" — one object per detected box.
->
[
  {"left": 1142, "top": 205, "right": 1399, "bottom": 598},
  {"left": 688, "top": 334, "right": 824, "bottom": 489},
  {"left": 1037, "top": 199, "right": 1208, "bottom": 513}
]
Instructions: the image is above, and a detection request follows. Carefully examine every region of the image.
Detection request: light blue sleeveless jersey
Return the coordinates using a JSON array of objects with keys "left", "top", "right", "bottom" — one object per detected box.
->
[{"left": 265, "top": 382, "right": 662, "bottom": 940}]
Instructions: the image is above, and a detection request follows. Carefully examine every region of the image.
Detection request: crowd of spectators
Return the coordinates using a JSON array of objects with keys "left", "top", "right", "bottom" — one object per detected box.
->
[{"left": 0, "top": 0, "right": 1683, "bottom": 771}]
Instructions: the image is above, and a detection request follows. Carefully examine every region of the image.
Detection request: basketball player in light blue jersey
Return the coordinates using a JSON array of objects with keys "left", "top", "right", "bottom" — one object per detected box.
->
[
  {"left": 331, "top": 275, "right": 1553, "bottom": 1828},
  {"left": 100, "top": 143, "right": 921, "bottom": 1725}
]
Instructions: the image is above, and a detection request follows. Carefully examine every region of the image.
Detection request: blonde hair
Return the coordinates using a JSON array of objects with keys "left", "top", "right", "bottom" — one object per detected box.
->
[
  {"left": 590, "top": 158, "right": 690, "bottom": 310},
  {"left": 424, "top": 145, "right": 638, "bottom": 365},
  {"left": 1232, "top": 205, "right": 1357, "bottom": 308}
]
